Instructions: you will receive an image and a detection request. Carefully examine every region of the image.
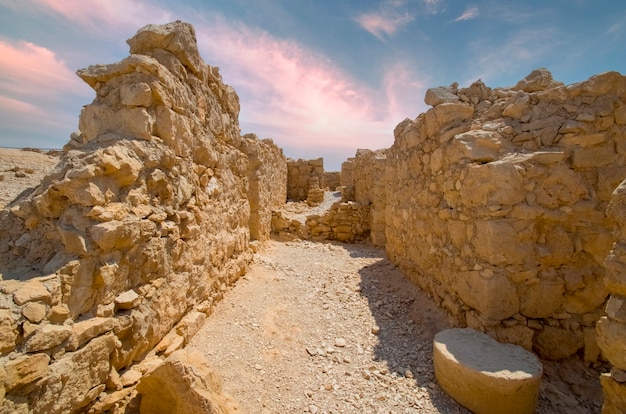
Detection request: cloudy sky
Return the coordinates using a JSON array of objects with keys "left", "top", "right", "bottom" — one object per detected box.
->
[{"left": 1, "top": 1, "right": 625, "bottom": 170}]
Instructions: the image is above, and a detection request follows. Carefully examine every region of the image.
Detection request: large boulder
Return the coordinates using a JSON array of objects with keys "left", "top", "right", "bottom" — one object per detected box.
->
[
  {"left": 433, "top": 328, "right": 543, "bottom": 414},
  {"left": 136, "top": 349, "right": 235, "bottom": 414}
]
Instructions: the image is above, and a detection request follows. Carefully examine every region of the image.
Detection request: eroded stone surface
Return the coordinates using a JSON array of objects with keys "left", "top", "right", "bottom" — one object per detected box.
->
[{"left": 433, "top": 328, "right": 542, "bottom": 414}]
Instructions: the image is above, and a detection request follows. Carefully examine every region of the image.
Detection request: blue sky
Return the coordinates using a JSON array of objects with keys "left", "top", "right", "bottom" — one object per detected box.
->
[{"left": 1, "top": 0, "right": 625, "bottom": 170}]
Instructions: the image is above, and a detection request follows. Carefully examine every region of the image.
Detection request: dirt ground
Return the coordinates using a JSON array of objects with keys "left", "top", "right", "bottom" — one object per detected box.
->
[
  {"left": 0, "top": 148, "right": 607, "bottom": 413},
  {"left": 188, "top": 237, "right": 605, "bottom": 414}
]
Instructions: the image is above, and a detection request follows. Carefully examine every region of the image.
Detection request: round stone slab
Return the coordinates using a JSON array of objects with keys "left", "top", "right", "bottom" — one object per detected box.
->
[{"left": 433, "top": 328, "right": 543, "bottom": 414}]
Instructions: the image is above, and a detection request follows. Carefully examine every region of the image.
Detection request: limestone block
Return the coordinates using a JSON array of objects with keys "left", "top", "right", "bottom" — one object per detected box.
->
[
  {"left": 175, "top": 310, "right": 207, "bottom": 342},
  {"left": 572, "top": 145, "right": 616, "bottom": 169},
  {"left": 128, "top": 21, "right": 206, "bottom": 78},
  {"left": 68, "top": 317, "right": 116, "bottom": 351},
  {"left": 121, "top": 82, "right": 153, "bottom": 107},
  {"left": 533, "top": 326, "right": 583, "bottom": 360},
  {"left": 518, "top": 277, "right": 565, "bottom": 318},
  {"left": 0, "top": 309, "right": 18, "bottom": 353},
  {"left": 600, "top": 373, "right": 626, "bottom": 414},
  {"left": 513, "top": 68, "right": 564, "bottom": 92},
  {"left": 597, "top": 317, "right": 626, "bottom": 369},
  {"left": 137, "top": 349, "right": 232, "bottom": 414},
  {"left": 472, "top": 219, "right": 534, "bottom": 266},
  {"left": 115, "top": 289, "right": 141, "bottom": 310},
  {"left": 29, "top": 334, "right": 118, "bottom": 414},
  {"left": 21, "top": 302, "right": 47, "bottom": 323},
  {"left": 460, "top": 161, "right": 525, "bottom": 208},
  {"left": 424, "top": 86, "right": 459, "bottom": 106},
  {"left": 89, "top": 220, "right": 140, "bottom": 251},
  {"left": 3, "top": 353, "right": 50, "bottom": 392},
  {"left": 424, "top": 103, "right": 474, "bottom": 137},
  {"left": 454, "top": 270, "right": 519, "bottom": 320},
  {"left": 13, "top": 282, "right": 51, "bottom": 305},
  {"left": 22, "top": 324, "right": 73, "bottom": 352},
  {"left": 447, "top": 130, "right": 503, "bottom": 163},
  {"left": 433, "top": 328, "right": 542, "bottom": 414}
]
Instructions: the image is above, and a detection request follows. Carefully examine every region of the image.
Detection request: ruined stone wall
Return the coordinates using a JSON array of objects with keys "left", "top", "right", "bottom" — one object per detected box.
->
[
  {"left": 349, "top": 149, "right": 387, "bottom": 247},
  {"left": 271, "top": 201, "right": 370, "bottom": 243},
  {"left": 287, "top": 158, "right": 325, "bottom": 201},
  {"left": 597, "top": 179, "right": 626, "bottom": 412},
  {"left": 384, "top": 69, "right": 626, "bottom": 360},
  {"left": 242, "top": 134, "right": 287, "bottom": 242},
  {"left": 0, "top": 22, "right": 254, "bottom": 413},
  {"left": 306, "top": 201, "right": 370, "bottom": 243},
  {"left": 340, "top": 158, "right": 355, "bottom": 201},
  {"left": 324, "top": 171, "right": 341, "bottom": 191}
]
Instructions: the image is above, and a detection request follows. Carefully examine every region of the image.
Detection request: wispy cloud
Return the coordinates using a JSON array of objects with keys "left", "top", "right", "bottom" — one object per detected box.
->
[
  {"left": 353, "top": 0, "right": 417, "bottom": 40},
  {"left": 453, "top": 5, "right": 479, "bottom": 22},
  {"left": 33, "top": 0, "right": 174, "bottom": 35},
  {"left": 195, "top": 17, "right": 428, "bottom": 164},
  {"left": 0, "top": 39, "right": 86, "bottom": 97}
]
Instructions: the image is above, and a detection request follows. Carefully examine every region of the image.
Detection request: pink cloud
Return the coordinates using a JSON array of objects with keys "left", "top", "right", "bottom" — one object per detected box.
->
[
  {"left": 195, "top": 20, "right": 429, "bottom": 167},
  {"left": 34, "top": 0, "right": 173, "bottom": 34},
  {"left": 0, "top": 40, "right": 87, "bottom": 97}
]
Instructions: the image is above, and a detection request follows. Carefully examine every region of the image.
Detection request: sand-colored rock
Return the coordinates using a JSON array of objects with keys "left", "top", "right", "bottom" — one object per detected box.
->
[
  {"left": 137, "top": 349, "right": 233, "bottom": 414},
  {"left": 433, "top": 328, "right": 542, "bottom": 414},
  {"left": 0, "top": 20, "right": 284, "bottom": 413}
]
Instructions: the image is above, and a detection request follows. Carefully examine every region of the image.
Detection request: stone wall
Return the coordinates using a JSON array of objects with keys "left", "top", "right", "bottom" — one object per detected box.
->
[
  {"left": 271, "top": 201, "right": 370, "bottom": 243},
  {"left": 287, "top": 158, "right": 325, "bottom": 201},
  {"left": 597, "top": 178, "right": 626, "bottom": 412},
  {"left": 0, "top": 22, "right": 257, "bottom": 413},
  {"left": 384, "top": 69, "right": 626, "bottom": 360},
  {"left": 324, "top": 171, "right": 341, "bottom": 191},
  {"left": 242, "top": 134, "right": 287, "bottom": 242},
  {"left": 343, "top": 149, "right": 387, "bottom": 247}
]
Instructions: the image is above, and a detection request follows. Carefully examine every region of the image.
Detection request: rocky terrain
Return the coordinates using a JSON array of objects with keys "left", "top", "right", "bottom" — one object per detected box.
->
[{"left": 0, "top": 148, "right": 60, "bottom": 209}]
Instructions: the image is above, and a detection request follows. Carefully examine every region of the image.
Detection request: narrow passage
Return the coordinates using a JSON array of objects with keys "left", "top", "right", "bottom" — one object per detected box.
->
[{"left": 188, "top": 240, "right": 467, "bottom": 413}]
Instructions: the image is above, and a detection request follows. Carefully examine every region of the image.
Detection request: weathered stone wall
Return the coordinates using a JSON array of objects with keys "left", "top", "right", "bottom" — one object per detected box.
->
[
  {"left": 324, "top": 171, "right": 341, "bottom": 191},
  {"left": 271, "top": 201, "right": 370, "bottom": 243},
  {"left": 242, "top": 134, "right": 287, "bottom": 242},
  {"left": 287, "top": 158, "right": 325, "bottom": 201},
  {"left": 0, "top": 22, "right": 254, "bottom": 413},
  {"left": 306, "top": 201, "right": 370, "bottom": 243},
  {"left": 384, "top": 69, "right": 626, "bottom": 360},
  {"left": 346, "top": 149, "right": 387, "bottom": 247},
  {"left": 597, "top": 178, "right": 626, "bottom": 412}
]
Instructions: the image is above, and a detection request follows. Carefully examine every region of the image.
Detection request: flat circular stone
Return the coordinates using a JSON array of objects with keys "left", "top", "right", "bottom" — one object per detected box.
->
[{"left": 433, "top": 328, "right": 543, "bottom": 414}]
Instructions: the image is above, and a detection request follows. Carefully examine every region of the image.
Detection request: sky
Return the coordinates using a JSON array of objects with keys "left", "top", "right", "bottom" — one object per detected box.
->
[{"left": 1, "top": 1, "right": 625, "bottom": 170}]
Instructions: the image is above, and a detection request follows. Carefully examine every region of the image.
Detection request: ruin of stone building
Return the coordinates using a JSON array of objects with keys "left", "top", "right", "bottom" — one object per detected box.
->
[{"left": 0, "top": 21, "right": 625, "bottom": 413}]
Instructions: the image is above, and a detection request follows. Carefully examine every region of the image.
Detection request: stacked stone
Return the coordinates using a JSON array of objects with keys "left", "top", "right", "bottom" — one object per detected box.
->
[
  {"left": 286, "top": 158, "right": 325, "bottom": 201},
  {"left": 384, "top": 69, "right": 626, "bottom": 361},
  {"left": 0, "top": 21, "right": 270, "bottom": 413},
  {"left": 324, "top": 171, "right": 341, "bottom": 192},
  {"left": 347, "top": 149, "right": 387, "bottom": 246},
  {"left": 597, "top": 178, "right": 626, "bottom": 412},
  {"left": 306, "top": 176, "right": 325, "bottom": 206},
  {"left": 242, "top": 134, "right": 287, "bottom": 242},
  {"left": 306, "top": 201, "right": 370, "bottom": 243}
]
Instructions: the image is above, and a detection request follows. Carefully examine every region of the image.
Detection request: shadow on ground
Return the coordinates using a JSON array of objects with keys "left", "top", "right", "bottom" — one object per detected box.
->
[{"left": 341, "top": 243, "right": 470, "bottom": 413}]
